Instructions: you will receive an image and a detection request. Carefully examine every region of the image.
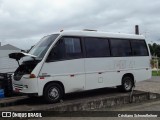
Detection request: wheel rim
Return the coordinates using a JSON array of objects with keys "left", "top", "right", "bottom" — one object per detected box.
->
[
  {"left": 48, "top": 87, "right": 60, "bottom": 100},
  {"left": 124, "top": 78, "right": 132, "bottom": 91}
]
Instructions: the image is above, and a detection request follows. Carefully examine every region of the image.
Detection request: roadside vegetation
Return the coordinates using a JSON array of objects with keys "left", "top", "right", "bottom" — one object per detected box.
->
[
  {"left": 149, "top": 43, "right": 160, "bottom": 66},
  {"left": 152, "top": 71, "right": 160, "bottom": 76}
]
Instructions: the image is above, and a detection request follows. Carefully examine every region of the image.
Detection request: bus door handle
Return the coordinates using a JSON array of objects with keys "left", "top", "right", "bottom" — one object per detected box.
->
[
  {"left": 117, "top": 71, "right": 120, "bottom": 73},
  {"left": 98, "top": 72, "right": 103, "bottom": 74},
  {"left": 70, "top": 74, "right": 75, "bottom": 77}
]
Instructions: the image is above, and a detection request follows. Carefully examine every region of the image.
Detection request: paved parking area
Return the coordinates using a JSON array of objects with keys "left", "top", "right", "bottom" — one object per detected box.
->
[{"left": 135, "top": 77, "right": 160, "bottom": 94}]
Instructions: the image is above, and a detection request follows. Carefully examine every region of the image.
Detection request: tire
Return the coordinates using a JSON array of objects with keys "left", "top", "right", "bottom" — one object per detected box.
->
[
  {"left": 118, "top": 76, "right": 134, "bottom": 92},
  {"left": 43, "top": 83, "right": 63, "bottom": 103}
]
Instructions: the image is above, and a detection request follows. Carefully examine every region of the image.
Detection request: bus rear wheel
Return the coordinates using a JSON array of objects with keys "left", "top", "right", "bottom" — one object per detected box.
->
[
  {"left": 118, "top": 76, "right": 134, "bottom": 92},
  {"left": 43, "top": 83, "right": 63, "bottom": 103}
]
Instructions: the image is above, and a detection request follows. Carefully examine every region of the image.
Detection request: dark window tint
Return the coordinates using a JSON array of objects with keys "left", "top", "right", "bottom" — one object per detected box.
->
[
  {"left": 131, "top": 40, "right": 149, "bottom": 56},
  {"left": 85, "top": 37, "right": 110, "bottom": 57},
  {"left": 47, "top": 37, "right": 82, "bottom": 61},
  {"left": 65, "top": 38, "right": 81, "bottom": 53},
  {"left": 48, "top": 39, "right": 65, "bottom": 61},
  {"left": 110, "top": 39, "right": 132, "bottom": 57}
]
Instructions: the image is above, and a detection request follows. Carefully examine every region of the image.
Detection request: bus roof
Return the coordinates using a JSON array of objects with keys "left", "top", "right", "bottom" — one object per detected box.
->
[{"left": 57, "top": 30, "right": 145, "bottom": 40}]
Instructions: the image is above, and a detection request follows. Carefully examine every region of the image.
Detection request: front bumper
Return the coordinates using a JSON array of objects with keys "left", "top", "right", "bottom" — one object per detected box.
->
[{"left": 12, "top": 75, "right": 38, "bottom": 95}]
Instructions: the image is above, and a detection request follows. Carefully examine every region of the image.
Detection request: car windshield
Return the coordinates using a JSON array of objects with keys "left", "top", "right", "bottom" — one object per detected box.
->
[{"left": 26, "top": 34, "right": 59, "bottom": 60}]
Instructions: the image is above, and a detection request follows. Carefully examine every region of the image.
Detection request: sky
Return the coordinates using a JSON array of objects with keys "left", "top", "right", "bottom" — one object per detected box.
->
[{"left": 0, "top": 0, "right": 160, "bottom": 50}]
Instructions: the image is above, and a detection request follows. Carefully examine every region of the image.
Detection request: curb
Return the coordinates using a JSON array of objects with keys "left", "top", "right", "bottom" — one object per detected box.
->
[
  {"left": 0, "top": 96, "right": 27, "bottom": 107},
  {"left": 40, "top": 92, "right": 160, "bottom": 111},
  {"left": 0, "top": 91, "right": 160, "bottom": 111}
]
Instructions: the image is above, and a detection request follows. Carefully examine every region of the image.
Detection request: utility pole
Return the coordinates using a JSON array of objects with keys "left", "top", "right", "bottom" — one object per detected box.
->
[{"left": 135, "top": 25, "right": 139, "bottom": 35}]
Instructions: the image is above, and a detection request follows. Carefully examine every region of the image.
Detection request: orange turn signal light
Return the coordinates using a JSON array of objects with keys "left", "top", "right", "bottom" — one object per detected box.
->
[{"left": 30, "top": 74, "right": 36, "bottom": 78}]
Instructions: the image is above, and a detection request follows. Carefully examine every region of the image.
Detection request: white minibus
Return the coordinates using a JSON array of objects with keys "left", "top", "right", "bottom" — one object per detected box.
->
[{"left": 9, "top": 30, "right": 151, "bottom": 103}]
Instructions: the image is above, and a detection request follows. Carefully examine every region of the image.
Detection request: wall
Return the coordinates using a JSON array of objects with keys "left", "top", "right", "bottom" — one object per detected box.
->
[{"left": 0, "top": 50, "right": 20, "bottom": 73}]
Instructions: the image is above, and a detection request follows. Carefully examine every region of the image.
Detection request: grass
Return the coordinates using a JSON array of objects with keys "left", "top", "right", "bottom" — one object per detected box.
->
[{"left": 152, "top": 71, "right": 160, "bottom": 76}]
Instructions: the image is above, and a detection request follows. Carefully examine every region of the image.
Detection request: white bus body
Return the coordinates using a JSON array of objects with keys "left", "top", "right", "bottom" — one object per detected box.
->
[{"left": 9, "top": 30, "right": 151, "bottom": 103}]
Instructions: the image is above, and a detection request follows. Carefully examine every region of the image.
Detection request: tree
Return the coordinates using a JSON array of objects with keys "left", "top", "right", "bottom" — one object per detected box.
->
[
  {"left": 149, "top": 43, "right": 160, "bottom": 57},
  {"left": 149, "top": 43, "right": 160, "bottom": 67}
]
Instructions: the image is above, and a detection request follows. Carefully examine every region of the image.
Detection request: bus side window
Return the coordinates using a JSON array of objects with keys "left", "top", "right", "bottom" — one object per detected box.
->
[
  {"left": 46, "top": 37, "right": 82, "bottom": 62},
  {"left": 131, "top": 40, "right": 149, "bottom": 56},
  {"left": 110, "top": 39, "right": 132, "bottom": 57},
  {"left": 47, "top": 39, "right": 65, "bottom": 62},
  {"left": 64, "top": 37, "right": 82, "bottom": 59}
]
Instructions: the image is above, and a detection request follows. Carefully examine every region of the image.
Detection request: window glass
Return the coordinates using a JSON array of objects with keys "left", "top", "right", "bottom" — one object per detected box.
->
[
  {"left": 85, "top": 37, "right": 110, "bottom": 57},
  {"left": 131, "top": 40, "right": 149, "bottom": 56},
  {"left": 47, "top": 37, "right": 82, "bottom": 61},
  {"left": 64, "top": 38, "right": 81, "bottom": 54},
  {"left": 47, "top": 39, "right": 65, "bottom": 61},
  {"left": 110, "top": 39, "right": 132, "bottom": 57},
  {"left": 28, "top": 34, "right": 59, "bottom": 59},
  {"left": 64, "top": 37, "right": 82, "bottom": 58}
]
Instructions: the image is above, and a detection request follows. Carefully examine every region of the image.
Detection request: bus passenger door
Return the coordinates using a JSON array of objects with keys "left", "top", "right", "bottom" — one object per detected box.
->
[
  {"left": 83, "top": 37, "right": 111, "bottom": 90},
  {"left": 39, "top": 37, "right": 85, "bottom": 94}
]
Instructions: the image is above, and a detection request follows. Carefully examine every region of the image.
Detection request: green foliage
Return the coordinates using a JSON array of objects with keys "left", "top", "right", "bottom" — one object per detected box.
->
[
  {"left": 152, "top": 71, "right": 160, "bottom": 76},
  {"left": 149, "top": 43, "right": 160, "bottom": 57},
  {"left": 149, "top": 43, "right": 160, "bottom": 66}
]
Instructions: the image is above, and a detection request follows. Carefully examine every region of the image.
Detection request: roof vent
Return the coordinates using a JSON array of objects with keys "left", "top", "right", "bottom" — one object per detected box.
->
[{"left": 83, "top": 29, "right": 97, "bottom": 32}]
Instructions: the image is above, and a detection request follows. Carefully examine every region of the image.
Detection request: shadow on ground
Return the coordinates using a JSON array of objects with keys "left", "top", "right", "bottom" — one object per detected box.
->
[{"left": 16, "top": 87, "right": 127, "bottom": 105}]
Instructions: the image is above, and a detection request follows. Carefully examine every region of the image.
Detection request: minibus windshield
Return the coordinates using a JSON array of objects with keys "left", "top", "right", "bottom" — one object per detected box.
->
[{"left": 26, "top": 34, "right": 59, "bottom": 60}]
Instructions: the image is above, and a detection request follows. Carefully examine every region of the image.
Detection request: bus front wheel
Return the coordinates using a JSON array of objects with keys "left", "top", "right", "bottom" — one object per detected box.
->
[{"left": 43, "top": 83, "right": 63, "bottom": 103}]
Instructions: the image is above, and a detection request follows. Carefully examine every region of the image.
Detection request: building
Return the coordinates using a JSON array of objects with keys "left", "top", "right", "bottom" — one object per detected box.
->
[{"left": 0, "top": 42, "right": 21, "bottom": 73}]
